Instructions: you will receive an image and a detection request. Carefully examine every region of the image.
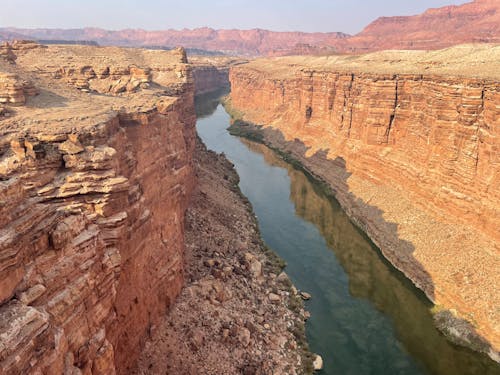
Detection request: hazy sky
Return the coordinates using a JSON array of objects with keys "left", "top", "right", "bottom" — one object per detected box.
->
[{"left": 1, "top": 0, "right": 464, "bottom": 34}]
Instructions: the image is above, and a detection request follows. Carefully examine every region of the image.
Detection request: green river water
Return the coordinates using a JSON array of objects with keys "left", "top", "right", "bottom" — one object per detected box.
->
[{"left": 195, "top": 94, "right": 500, "bottom": 375}]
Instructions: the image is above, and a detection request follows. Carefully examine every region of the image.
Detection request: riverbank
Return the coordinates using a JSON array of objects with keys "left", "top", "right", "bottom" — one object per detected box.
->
[
  {"left": 223, "top": 96, "right": 500, "bottom": 364},
  {"left": 227, "top": 46, "right": 500, "bottom": 362},
  {"left": 133, "top": 139, "right": 313, "bottom": 374}
]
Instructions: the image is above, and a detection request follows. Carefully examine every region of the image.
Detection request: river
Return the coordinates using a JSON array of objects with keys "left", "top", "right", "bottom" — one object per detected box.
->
[{"left": 195, "top": 93, "right": 500, "bottom": 375}]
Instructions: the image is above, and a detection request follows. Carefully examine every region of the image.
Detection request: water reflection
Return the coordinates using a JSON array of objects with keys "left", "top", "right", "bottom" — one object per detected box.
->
[
  {"left": 195, "top": 88, "right": 230, "bottom": 118},
  {"left": 195, "top": 98, "right": 500, "bottom": 375},
  {"left": 241, "top": 139, "right": 500, "bottom": 375}
]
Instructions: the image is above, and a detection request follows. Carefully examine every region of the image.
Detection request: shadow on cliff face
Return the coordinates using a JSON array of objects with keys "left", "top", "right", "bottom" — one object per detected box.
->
[
  {"left": 195, "top": 87, "right": 230, "bottom": 118},
  {"left": 229, "top": 121, "right": 431, "bottom": 293},
  {"left": 240, "top": 138, "right": 500, "bottom": 374},
  {"left": 228, "top": 121, "right": 500, "bottom": 370}
]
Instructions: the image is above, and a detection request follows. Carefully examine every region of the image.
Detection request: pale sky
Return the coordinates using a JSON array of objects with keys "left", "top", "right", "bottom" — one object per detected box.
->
[{"left": 0, "top": 0, "right": 464, "bottom": 34}]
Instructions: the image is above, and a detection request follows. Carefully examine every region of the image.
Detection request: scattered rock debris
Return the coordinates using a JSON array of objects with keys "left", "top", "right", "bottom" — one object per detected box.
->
[{"left": 133, "top": 139, "right": 314, "bottom": 374}]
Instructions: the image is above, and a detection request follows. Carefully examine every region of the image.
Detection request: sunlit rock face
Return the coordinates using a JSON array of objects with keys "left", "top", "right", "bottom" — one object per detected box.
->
[
  {"left": 228, "top": 46, "right": 500, "bottom": 359},
  {"left": 344, "top": 0, "right": 500, "bottom": 52},
  {"left": 0, "top": 44, "right": 196, "bottom": 374}
]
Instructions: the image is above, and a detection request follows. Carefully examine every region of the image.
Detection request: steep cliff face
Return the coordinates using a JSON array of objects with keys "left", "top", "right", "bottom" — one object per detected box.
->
[
  {"left": 0, "top": 45, "right": 195, "bottom": 374},
  {"left": 346, "top": 0, "right": 499, "bottom": 52},
  {"left": 192, "top": 64, "right": 228, "bottom": 95},
  {"left": 190, "top": 57, "right": 236, "bottom": 95},
  {"left": 229, "top": 46, "right": 500, "bottom": 357}
]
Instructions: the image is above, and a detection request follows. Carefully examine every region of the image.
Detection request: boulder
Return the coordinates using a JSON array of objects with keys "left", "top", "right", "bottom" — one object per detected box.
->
[
  {"left": 313, "top": 354, "right": 323, "bottom": 371},
  {"left": 300, "top": 291, "right": 311, "bottom": 300}
]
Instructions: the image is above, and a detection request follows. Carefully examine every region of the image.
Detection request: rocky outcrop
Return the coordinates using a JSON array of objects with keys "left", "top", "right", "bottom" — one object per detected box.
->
[
  {"left": 0, "top": 45, "right": 195, "bottom": 374},
  {"left": 0, "top": 40, "right": 45, "bottom": 62},
  {"left": 0, "top": 44, "right": 17, "bottom": 64},
  {"left": 0, "top": 73, "right": 37, "bottom": 105},
  {"left": 228, "top": 47, "right": 500, "bottom": 359},
  {"left": 53, "top": 64, "right": 152, "bottom": 93}
]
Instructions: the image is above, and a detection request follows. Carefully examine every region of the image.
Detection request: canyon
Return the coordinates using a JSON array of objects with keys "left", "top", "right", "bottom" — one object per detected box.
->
[
  {"left": 227, "top": 44, "right": 500, "bottom": 361},
  {"left": 0, "top": 41, "right": 311, "bottom": 374},
  {"left": 133, "top": 140, "right": 311, "bottom": 375},
  {"left": 0, "top": 2, "right": 499, "bottom": 371},
  {"left": 1, "top": 0, "right": 498, "bottom": 55},
  {"left": 190, "top": 56, "right": 237, "bottom": 95}
]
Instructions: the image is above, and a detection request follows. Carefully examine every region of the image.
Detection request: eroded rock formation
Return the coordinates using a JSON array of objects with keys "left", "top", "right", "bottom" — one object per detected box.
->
[
  {"left": 0, "top": 73, "right": 37, "bottom": 106},
  {"left": 228, "top": 45, "right": 500, "bottom": 360},
  {"left": 0, "top": 44, "right": 196, "bottom": 374}
]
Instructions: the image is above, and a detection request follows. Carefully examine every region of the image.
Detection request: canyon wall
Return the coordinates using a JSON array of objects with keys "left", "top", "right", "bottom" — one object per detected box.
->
[
  {"left": 228, "top": 47, "right": 500, "bottom": 358},
  {"left": 0, "top": 45, "right": 196, "bottom": 374},
  {"left": 192, "top": 64, "right": 228, "bottom": 95},
  {"left": 190, "top": 57, "right": 235, "bottom": 95}
]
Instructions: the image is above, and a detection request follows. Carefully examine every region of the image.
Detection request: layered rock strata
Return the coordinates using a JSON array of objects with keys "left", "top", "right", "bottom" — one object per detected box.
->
[
  {"left": 134, "top": 140, "right": 311, "bottom": 375},
  {"left": 228, "top": 45, "right": 500, "bottom": 359},
  {"left": 0, "top": 40, "right": 45, "bottom": 64},
  {"left": 345, "top": 0, "right": 500, "bottom": 52},
  {"left": 0, "top": 44, "right": 195, "bottom": 374},
  {"left": 190, "top": 56, "right": 242, "bottom": 96},
  {"left": 0, "top": 73, "right": 37, "bottom": 105}
]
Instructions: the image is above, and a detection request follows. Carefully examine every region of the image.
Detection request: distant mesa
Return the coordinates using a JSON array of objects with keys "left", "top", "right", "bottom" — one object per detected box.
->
[
  {"left": 0, "top": 27, "right": 350, "bottom": 56},
  {"left": 0, "top": 0, "right": 498, "bottom": 56},
  {"left": 344, "top": 0, "right": 500, "bottom": 52}
]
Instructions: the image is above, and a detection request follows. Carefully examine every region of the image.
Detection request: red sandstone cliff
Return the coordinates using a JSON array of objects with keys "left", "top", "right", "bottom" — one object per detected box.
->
[
  {"left": 190, "top": 56, "right": 240, "bottom": 95},
  {"left": 344, "top": 0, "right": 500, "bottom": 52},
  {"left": 1, "top": 1, "right": 498, "bottom": 55},
  {"left": 228, "top": 46, "right": 500, "bottom": 359},
  {"left": 0, "top": 45, "right": 196, "bottom": 374}
]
